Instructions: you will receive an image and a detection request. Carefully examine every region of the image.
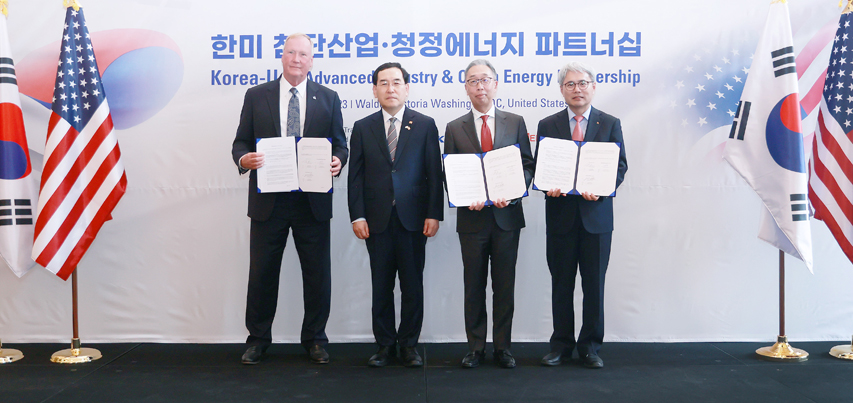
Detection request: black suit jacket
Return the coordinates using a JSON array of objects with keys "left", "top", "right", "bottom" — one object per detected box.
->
[
  {"left": 348, "top": 108, "right": 444, "bottom": 233},
  {"left": 535, "top": 107, "right": 628, "bottom": 234},
  {"left": 443, "top": 109, "right": 534, "bottom": 233},
  {"left": 232, "top": 78, "right": 348, "bottom": 222}
]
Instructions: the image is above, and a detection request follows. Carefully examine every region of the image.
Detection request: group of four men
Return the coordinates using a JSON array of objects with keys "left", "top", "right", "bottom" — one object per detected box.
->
[{"left": 231, "top": 34, "right": 628, "bottom": 370}]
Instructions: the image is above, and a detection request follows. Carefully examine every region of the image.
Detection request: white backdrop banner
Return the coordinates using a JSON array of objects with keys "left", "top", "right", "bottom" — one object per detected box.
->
[{"left": 1, "top": 0, "right": 850, "bottom": 343}]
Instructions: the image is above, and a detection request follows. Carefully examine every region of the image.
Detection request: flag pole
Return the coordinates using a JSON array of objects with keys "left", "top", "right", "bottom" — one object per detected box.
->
[
  {"left": 826, "top": 0, "right": 853, "bottom": 364},
  {"left": 50, "top": 269, "right": 101, "bottom": 364},
  {"left": 755, "top": 250, "right": 807, "bottom": 361}
]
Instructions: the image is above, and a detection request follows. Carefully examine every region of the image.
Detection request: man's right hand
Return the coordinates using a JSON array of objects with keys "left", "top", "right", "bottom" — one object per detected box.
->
[
  {"left": 546, "top": 188, "right": 565, "bottom": 198},
  {"left": 239, "top": 152, "right": 265, "bottom": 170},
  {"left": 353, "top": 221, "right": 370, "bottom": 239}
]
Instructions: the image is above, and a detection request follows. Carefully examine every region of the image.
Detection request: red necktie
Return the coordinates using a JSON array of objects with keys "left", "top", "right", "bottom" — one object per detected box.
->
[
  {"left": 572, "top": 115, "right": 584, "bottom": 142},
  {"left": 480, "top": 115, "right": 493, "bottom": 152}
]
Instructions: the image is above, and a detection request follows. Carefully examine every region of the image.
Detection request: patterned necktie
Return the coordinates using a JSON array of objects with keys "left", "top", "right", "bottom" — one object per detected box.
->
[
  {"left": 572, "top": 115, "right": 584, "bottom": 142},
  {"left": 480, "top": 115, "right": 493, "bottom": 152},
  {"left": 387, "top": 117, "right": 398, "bottom": 161},
  {"left": 286, "top": 87, "right": 300, "bottom": 137}
]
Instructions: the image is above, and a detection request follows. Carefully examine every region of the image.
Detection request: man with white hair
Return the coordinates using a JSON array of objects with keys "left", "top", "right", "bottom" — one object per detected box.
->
[{"left": 536, "top": 61, "right": 627, "bottom": 369}]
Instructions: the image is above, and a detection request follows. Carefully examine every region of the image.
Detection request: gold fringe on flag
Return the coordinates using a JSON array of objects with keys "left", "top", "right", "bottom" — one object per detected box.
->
[
  {"left": 845, "top": 0, "right": 853, "bottom": 14},
  {"left": 1, "top": 0, "right": 9, "bottom": 17},
  {"left": 63, "top": 0, "right": 81, "bottom": 11}
]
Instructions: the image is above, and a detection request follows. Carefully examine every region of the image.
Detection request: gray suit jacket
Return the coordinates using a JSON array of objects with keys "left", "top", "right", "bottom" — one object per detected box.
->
[{"left": 443, "top": 109, "right": 534, "bottom": 233}]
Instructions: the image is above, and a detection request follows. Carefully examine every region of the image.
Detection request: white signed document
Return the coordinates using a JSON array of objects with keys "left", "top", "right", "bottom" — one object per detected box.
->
[
  {"left": 443, "top": 154, "right": 488, "bottom": 207},
  {"left": 533, "top": 139, "right": 621, "bottom": 197},
  {"left": 532, "top": 137, "right": 579, "bottom": 193},
  {"left": 575, "top": 142, "right": 620, "bottom": 196},
  {"left": 482, "top": 145, "right": 527, "bottom": 201},
  {"left": 256, "top": 137, "right": 299, "bottom": 193},
  {"left": 296, "top": 137, "right": 332, "bottom": 193},
  {"left": 443, "top": 145, "right": 527, "bottom": 207}
]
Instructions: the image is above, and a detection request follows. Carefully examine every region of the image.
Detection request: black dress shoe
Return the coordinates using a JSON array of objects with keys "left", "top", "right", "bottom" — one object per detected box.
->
[
  {"left": 461, "top": 350, "right": 485, "bottom": 368},
  {"left": 582, "top": 353, "right": 604, "bottom": 369},
  {"left": 401, "top": 346, "right": 423, "bottom": 367},
  {"left": 241, "top": 345, "right": 266, "bottom": 365},
  {"left": 494, "top": 349, "right": 516, "bottom": 369},
  {"left": 368, "top": 345, "right": 396, "bottom": 367},
  {"left": 309, "top": 345, "right": 330, "bottom": 364},
  {"left": 541, "top": 351, "right": 563, "bottom": 366}
]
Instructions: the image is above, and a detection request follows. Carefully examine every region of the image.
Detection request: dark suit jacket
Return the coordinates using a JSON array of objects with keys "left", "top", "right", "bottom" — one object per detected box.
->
[
  {"left": 348, "top": 108, "right": 444, "bottom": 234},
  {"left": 443, "top": 109, "right": 534, "bottom": 233},
  {"left": 232, "top": 78, "right": 348, "bottom": 222},
  {"left": 535, "top": 107, "right": 628, "bottom": 234}
]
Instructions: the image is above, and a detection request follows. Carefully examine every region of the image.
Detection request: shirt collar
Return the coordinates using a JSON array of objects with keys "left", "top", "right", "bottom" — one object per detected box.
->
[
  {"left": 382, "top": 106, "right": 406, "bottom": 123},
  {"left": 471, "top": 105, "right": 495, "bottom": 121},
  {"left": 569, "top": 106, "right": 591, "bottom": 121}
]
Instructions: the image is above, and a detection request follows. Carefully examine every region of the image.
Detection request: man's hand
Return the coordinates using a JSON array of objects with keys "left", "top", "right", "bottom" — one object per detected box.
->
[
  {"left": 423, "top": 218, "right": 439, "bottom": 237},
  {"left": 546, "top": 188, "right": 565, "bottom": 198},
  {"left": 580, "top": 191, "right": 599, "bottom": 201},
  {"left": 330, "top": 156, "right": 342, "bottom": 176},
  {"left": 468, "top": 201, "right": 486, "bottom": 211},
  {"left": 239, "top": 152, "right": 265, "bottom": 170},
  {"left": 352, "top": 221, "right": 370, "bottom": 239},
  {"left": 493, "top": 198, "right": 509, "bottom": 208}
]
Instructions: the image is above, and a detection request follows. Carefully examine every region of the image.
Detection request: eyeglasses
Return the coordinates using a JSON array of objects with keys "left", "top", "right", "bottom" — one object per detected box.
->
[
  {"left": 466, "top": 77, "right": 496, "bottom": 87},
  {"left": 563, "top": 80, "right": 592, "bottom": 90},
  {"left": 377, "top": 80, "right": 405, "bottom": 88}
]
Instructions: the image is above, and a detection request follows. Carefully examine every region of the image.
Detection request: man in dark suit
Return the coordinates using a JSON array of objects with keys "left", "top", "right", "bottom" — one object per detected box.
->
[
  {"left": 537, "top": 61, "right": 627, "bottom": 369},
  {"left": 443, "top": 60, "right": 533, "bottom": 369},
  {"left": 231, "top": 33, "right": 348, "bottom": 365},
  {"left": 348, "top": 62, "right": 444, "bottom": 368}
]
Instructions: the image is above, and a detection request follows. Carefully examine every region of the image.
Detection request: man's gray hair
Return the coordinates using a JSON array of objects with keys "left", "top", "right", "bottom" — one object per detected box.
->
[
  {"left": 465, "top": 59, "right": 498, "bottom": 79},
  {"left": 557, "top": 61, "right": 596, "bottom": 86},
  {"left": 284, "top": 33, "right": 314, "bottom": 50}
]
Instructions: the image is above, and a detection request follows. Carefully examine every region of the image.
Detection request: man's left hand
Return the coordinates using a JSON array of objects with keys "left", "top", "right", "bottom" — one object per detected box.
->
[
  {"left": 580, "top": 191, "right": 599, "bottom": 201},
  {"left": 423, "top": 218, "right": 439, "bottom": 237},
  {"left": 330, "top": 156, "right": 342, "bottom": 176}
]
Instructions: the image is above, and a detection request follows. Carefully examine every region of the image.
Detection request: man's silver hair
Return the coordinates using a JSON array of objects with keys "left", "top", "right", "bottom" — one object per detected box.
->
[
  {"left": 465, "top": 59, "right": 498, "bottom": 80},
  {"left": 557, "top": 61, "right": 596, "bottom": 85},
  {"left": 283, "top": 33, "right": 314, "bottom": 51}
]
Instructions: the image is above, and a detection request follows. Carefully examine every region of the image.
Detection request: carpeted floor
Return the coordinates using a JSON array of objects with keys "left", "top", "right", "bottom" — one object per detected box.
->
[{"left": 2, "top": 341, "right": 852, "bottom": 402}]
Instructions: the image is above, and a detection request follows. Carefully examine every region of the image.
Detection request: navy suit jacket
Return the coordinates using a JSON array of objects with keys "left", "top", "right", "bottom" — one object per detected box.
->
[
  {"left": 231, "top": 78, "right": 348, "bottom": 222},
  {"left": 443, "top": 109, "right": 534, "bottom": 233},
  {"left": 534, "top": 107, "right": 628, "bottom": 234},
  {"left": 348, "top": 108, "right": 444, "bottom": 234}
]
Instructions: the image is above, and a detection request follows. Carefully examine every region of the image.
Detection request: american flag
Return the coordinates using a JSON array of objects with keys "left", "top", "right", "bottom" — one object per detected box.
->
[
  {"left": 31, "top": 6, "right": 127, "bottom": 280},
  {"left": 810, "top": 9, "right": 853, "bottom": 265}
]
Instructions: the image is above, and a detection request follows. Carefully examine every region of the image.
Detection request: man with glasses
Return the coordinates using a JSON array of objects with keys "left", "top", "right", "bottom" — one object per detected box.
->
[
  {"left": 443, "top": 60, "right": 533, "bottom": 369},
  {"left": 348, "top": 62, "right": 444, "bottom": 368},
  {"left": 232, "top": 33, "right": 348, "bottom": 365},
  {"left": 537, "top": 61, "right": 627, "bottom": 369}
]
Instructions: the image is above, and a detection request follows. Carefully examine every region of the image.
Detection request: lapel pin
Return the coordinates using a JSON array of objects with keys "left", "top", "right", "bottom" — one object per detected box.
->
[
  {"left": 409, "top": 121, "right": 413, "bottom": 124},
  {"left": 313, "top": 96, "right": 317, "bottom": 99}
]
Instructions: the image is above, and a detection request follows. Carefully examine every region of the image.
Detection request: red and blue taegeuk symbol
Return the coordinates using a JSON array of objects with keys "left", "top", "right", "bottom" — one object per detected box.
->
[
  {"left": 16, "top": 29, "right": 183, "bottom": 130},
  {"left": 0, "top": 103, "right": 32, "bottom": 180},
  {"left": 765, "top": 93, "right": 806, "bottom": 174}
]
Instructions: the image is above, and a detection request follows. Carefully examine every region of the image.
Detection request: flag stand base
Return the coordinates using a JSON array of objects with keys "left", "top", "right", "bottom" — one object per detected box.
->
[
  {"left": 756, "top": 335, "right": 808, "bottom": 362},
  {"left": 0, "top": 340, "right": 24, "bottom": 364},
  {"left": 51, "top": 338, "right": 101, "bottom": 364},
  {"left": 829, "top": 336, "right": 853, "bottom": 360}
]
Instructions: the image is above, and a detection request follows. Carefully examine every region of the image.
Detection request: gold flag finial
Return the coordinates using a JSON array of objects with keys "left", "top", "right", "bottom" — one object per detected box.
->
[
  {"left": 1, "top": 0, "right": 9, "bottom": 17},
  {"left": 770, "top": 0, "right": 787, "bottom": 4},
  {"left": 63, "top": 0, "right": 81, "bottom": 11}
]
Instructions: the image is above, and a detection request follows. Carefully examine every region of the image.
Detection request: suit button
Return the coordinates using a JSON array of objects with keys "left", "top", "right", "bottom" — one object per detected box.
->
[{"left": 391, "top": 169, "right": 396, "bottom": 173}]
